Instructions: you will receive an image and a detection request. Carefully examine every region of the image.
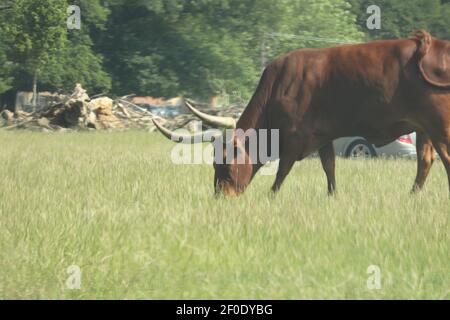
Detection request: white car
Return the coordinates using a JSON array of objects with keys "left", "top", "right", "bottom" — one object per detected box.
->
[
  {"left": 333, "top": 133, "right": 417, "bottom": 158},
  {"left": 259, "top": 133, "right": 417, "bottom": 175}
]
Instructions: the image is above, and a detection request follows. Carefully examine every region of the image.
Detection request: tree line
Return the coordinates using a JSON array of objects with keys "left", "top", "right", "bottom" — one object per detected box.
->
[{"left": 0, "top": 0, "right": 449, "bottom": 105}]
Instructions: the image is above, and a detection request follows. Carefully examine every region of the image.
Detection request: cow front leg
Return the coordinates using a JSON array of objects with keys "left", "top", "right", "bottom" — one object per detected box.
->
[
  {"left": 271, "top": 155, "right": 296, "bottom": 193},
  {"left": 319, "top": 142, "right": 336, "bottom": 195},
  {"left": 412, "top": 132, "right": 436, "bottom": 193}
]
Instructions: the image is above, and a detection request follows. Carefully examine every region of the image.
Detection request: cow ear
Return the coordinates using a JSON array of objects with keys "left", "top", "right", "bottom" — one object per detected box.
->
[{"left": 414, "top": 29, "right": 450, "bottom": 89}]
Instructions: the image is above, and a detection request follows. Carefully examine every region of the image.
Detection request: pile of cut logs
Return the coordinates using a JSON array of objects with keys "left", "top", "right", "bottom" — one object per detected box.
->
[{"left": 0, "top": 85, "right": 244, "bottom": 133}]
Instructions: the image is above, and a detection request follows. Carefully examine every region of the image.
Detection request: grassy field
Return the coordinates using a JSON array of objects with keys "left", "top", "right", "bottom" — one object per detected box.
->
[{"left": 0, "top": 130, "right": 448, "bottom": 299}]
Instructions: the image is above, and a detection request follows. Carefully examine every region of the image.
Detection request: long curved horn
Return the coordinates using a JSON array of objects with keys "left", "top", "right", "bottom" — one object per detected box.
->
[
  {"left": 152, "top": 118, "right": 221, "bottom": 143},
  {"left": 185, "top": 101, "right": 236, "bottom": 128}
]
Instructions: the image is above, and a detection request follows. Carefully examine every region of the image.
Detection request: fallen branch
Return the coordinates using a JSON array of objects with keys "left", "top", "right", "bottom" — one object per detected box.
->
[{"left": 117, "top": 99, "right": 155, "bottom": 117}]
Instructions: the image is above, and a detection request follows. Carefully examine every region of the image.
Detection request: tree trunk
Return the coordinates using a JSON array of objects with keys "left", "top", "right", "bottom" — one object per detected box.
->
[{"left": 32, "top": 70, "right": 38, "bottom": 113}]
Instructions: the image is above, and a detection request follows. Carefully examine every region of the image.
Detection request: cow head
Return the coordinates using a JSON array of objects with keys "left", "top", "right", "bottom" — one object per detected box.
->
[
  {"left": 213, "top": 133, "right": 255, "bottom": 196},
  {"left": 153, "top": 101, "right": 253, "bottom": 196},
  {"left": 414, "top": 29, "right": 450, "bottom": 89}
]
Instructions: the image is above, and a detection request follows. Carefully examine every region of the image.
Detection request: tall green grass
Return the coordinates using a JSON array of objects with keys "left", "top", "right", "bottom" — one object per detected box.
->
[{"left": 0, "top": 130, "right": 448, "bottom": 299}]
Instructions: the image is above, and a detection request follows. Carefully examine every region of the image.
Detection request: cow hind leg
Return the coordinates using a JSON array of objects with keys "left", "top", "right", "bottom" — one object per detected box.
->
[
  {"left": 411, "top": 132, "right": 436, "bottom": 193},
  {"left": 319, "top": 142, "right": 336, "bottom": 195},
  {"left": 431, "top": 138, "right": 450, "bottom": 195}
]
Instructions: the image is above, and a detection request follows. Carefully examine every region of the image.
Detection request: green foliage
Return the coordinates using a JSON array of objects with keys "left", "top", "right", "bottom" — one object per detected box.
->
[
  {"left": 96, "top": 0, "right": 363, "bottom": 100},
  {"left": 39, "top": 32, "right": 111, "bottom": 93},
  {"left": 3, "top": 0, "right": 67, "bottom": 75},
  {"left": 348, "top": 0, "right": 450, "bottom": 39},
  {"left": 1, "top": 0, "right": 449, "bottom": 99},
  {"left": 0, "top": 0, "right": 110, "bottom": 95},
  {"left": 0, "top": 31, "right": 13, "bottom": 94},
  {"left": 255, "top": 0, "right": 364, "bottom": 60},
  {"left": 38, "top": 0, "right": 112, "bottom": 93}
]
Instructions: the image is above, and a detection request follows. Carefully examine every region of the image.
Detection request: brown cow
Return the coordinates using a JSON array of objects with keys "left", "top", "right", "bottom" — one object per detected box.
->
[{"left": 153, "top": 30, "right": 450, "bottom": 197}]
